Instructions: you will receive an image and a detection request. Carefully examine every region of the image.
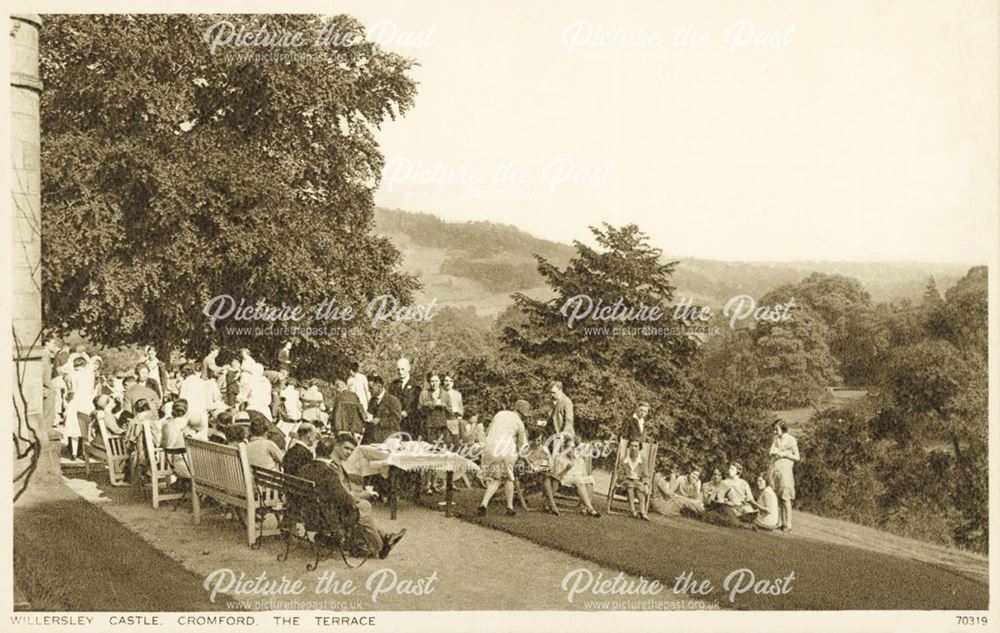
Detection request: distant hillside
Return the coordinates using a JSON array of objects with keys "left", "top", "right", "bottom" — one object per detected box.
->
[
  {"left": 672, "top": 259, "right": 969, "bottom": 307},
  {"left": 374, "top": 207, "right": 973, "bottom": 315}
]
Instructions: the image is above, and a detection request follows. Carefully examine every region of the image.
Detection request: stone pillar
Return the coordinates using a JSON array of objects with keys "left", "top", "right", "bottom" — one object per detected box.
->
[{"left": 10, "top": 15, "right": 56, "bottom": 487}]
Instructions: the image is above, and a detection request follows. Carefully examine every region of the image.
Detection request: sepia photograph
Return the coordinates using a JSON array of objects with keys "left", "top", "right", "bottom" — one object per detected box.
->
[{"left": 5, "top": 2, "right": 997, "bottom": 632}]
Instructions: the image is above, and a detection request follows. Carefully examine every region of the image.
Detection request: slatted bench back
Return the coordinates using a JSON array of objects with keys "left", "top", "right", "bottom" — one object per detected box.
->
[
  {"left": 97, "top": 417, "right": 128, "bottom": 459},
  {"left": 251, "top": 466, "right": 287, "bottom": 508},
  {"left": 140, "top": 419, "right": 184, "bottom": 508},
  {"left": 187, "top": 438, "right": 254, "bottom": 510},
  {"left": 142, "top": 420, "right": 172, "bottom": 478}
]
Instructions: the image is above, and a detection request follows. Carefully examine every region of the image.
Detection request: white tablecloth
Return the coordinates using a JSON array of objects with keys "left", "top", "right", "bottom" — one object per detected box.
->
[{"left": 343, "top": 441, "right": 480, "bottom": 479}]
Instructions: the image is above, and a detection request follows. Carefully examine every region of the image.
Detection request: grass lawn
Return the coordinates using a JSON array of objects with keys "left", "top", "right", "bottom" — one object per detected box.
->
[
  {"left": 14, "top": 491, "right": 231, "bottom": 612},
  {"left": 426, "top": 488, "right": 989, "bottom": 610}
]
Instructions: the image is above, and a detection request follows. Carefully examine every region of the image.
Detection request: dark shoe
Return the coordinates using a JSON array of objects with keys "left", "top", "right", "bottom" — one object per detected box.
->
[
  {"left": 504, "top": 507, "right": 516, "bottom": 517},
  {"left": 476, "top": 505, "right": 487, "bottom": 517},
  {"left": 588, "top": 509, "right": 601, "bottom": 518},
  {"left": 387, "top": 528, "right": 406, "bottom": 548},
  {"left": 379, "top": 529, "right": 407, "bottom": 558}
]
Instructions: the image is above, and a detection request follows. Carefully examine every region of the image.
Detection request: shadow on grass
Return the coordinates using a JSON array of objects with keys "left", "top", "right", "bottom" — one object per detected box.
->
[
  {"left": 425, "top": 488, "right": 989, "bottom": 610},
  {"left": 14, "top": 495, "right": 233, "bottom": 612}
]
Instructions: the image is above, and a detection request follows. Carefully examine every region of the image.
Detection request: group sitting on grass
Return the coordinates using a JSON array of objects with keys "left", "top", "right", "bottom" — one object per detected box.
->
[{"left": 651, "top": 462, "right": 781, "bottom": 531}]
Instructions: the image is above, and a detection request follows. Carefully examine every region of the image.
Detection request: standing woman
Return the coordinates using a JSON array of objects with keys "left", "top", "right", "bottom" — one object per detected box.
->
[
  {"left": 478, "top": 400, "right": 530, "bottom": 516},
  {"left": 442, "top": 373, "right": 463, "bottom": 449},
  {"left": 144, "top": 346, "right": 166, "bottom": 397},
  {"left": 64, "top": 356, "right": 96, "bottom": 461},
  {"left": 769, "top": 421, "right": 800, "bottom": 532},
  {"left": 419, "top": 372, "right": 448, "bottom": 443},
  {"left": 418, "top": 372, "right": 448, "bottom": 493}
]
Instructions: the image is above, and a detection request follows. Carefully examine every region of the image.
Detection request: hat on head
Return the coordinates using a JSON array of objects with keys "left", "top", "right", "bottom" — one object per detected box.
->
[
  {"left": 513, "top": 400, "right": 531, "bottom": 418},
  {"left": 301, "top": 385, "right": 324, "bottom": 403}
]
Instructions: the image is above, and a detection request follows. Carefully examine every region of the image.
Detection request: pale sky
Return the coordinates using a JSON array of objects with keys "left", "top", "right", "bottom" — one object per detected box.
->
[
  {"left": 326, "top": 0, "right": 998, "bottom": 263},
  {"left": 25, "top": 0, "right": 995, "bottom": 262}
]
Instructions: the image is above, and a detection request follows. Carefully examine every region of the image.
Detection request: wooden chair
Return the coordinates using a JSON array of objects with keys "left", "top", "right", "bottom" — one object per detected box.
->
[
  {"left": 83, "top": 415, "right": 129, "bottom": 486},
  {"left": 605, "top": 439, "right": 658, "bottom": 515},
  {"left": 551, "top": 440, "right": 596, "bottom": 507},
  {"left": 139, "top": 420, "right": 185, "bottom": 508},
  {"left": 186, "top": 438, "right": 258, "bottom": 547}
]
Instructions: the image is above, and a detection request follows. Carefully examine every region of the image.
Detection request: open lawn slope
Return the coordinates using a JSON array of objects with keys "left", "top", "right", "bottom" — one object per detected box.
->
[
  {"left": 432, "top": 488, "right": 989, "bottom": 611},
  {"left": 14, "top": 482, "right": 230, "bottom": 612}
]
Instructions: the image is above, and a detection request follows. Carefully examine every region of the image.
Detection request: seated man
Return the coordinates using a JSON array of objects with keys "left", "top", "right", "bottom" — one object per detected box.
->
[
  {"left": 329, "top": 432, "right": 376, "bottom": 500},
  {"left": 123, "top": 367, "right": 161, "bottom": 416},
  {"left": 283, "top": 423, "right": 317, "bottom": 477},
  {"left": 298, "top": 436, "right": 406, "bottom": 559}
]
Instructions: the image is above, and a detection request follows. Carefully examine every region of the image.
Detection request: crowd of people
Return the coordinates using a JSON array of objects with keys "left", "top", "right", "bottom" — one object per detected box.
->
[
  {"left": 473, "top": 387, "right": 800, "bottom": 533},
  {"left": 612, "top": 399, "right": 799, "bottom": 532},
  {"left": 44, "top": 337, "right": 800, "bottom": 558}
]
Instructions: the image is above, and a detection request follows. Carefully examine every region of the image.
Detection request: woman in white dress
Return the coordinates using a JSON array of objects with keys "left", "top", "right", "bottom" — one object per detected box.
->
[
  {"left": 245, "top": 362, "right": 273, "bottom": 419},
  {"left": 64, "top": 356, "right": 97, "bottom": 460},
  {"left": 768, "top": 421, "right": 800, "bottom": 532},
  {"left": 477, "top": 401, "right": 530, "bottom": 516}
]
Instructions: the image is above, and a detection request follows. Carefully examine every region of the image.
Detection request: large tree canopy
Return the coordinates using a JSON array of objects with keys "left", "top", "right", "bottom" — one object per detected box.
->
[
  {"left": 761, "top": 273, "right": 883, "bottom": 386},
  {"left": 798, "top": 266, "right": 988, "bottom": 552},
  {"left": 500, "top": 224, "right": 701, "bottom": 437},
  {"left": 41, "top": 14, "right": 419, "bottom": 374}
]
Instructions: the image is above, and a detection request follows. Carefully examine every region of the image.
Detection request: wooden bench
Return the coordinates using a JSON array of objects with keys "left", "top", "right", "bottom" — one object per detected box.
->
[
  {"left": 186, "top": 439, "right": 285, "bottom": 547},
  {"left": 139, "top": 420, "right": 185, "bottom": 508},
  {"left": 83, "top": 415, "right": 129, "bottom": 487},
  {"left": 252, "top": 466, "right": 368, "bottom": 570}
]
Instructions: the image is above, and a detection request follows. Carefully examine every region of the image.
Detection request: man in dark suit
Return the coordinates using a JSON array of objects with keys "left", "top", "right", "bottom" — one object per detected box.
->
[
  {"left": 332, "top": 380, "right": 366, "bottom": 436},
  {"left": 282, "top": 423, "right": 317, "bottom": 477},
  {"left": 364, "top": 375, "right": 402, "bottom": 444},
  {"left": 277, "top": 340, "right": 293, "bottom": 373},
  {"left": 388, "top": 357, "right": 421, "bottom": 439},
  {"left": 549, "top": 380, "right": 575, "bottom": 440},
  {"left": 619, "top": 402, "right": 651, "bottom": 443},
  {"left": 297, "top": 436, "right": 405, "bottom": 559}
]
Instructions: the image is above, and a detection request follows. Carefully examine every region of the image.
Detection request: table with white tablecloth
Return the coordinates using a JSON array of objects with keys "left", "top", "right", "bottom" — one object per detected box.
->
[{"left": 343, "top": 441, "right": 480, "bottom": 518}]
